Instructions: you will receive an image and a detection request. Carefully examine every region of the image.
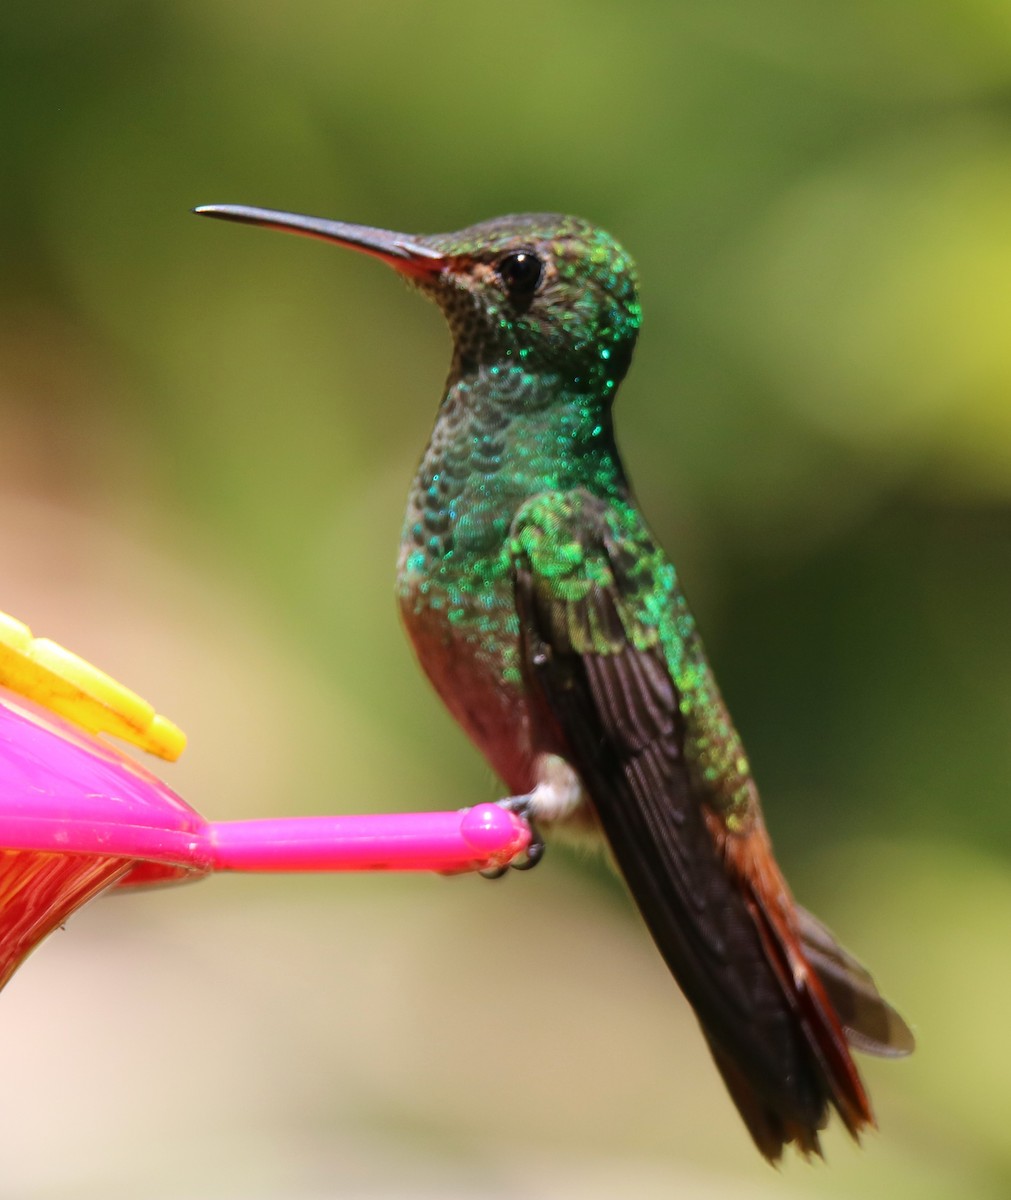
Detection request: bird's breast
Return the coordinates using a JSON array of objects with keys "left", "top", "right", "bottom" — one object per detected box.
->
[{"left": 396, "top": 561, "right": 538, "bottom": 797}]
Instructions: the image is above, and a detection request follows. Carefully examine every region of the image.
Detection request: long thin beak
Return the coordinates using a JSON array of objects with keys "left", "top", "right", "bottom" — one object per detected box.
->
[{"left": 193, "top": 204, "right": 446, "bottom": 274}]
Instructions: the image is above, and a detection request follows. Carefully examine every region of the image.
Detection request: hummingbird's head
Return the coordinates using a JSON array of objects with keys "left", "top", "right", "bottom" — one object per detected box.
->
[
  {"left": 412, "top": 214, "right": 641, "bottom": 393},
  {"left": 194, "top": 206, "right": 641, "bottom": 396}
]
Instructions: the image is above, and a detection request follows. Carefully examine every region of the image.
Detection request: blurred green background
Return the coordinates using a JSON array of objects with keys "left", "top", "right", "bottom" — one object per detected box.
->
[{"left": 1, "top": 2, "right": 1009, "bottom": 1197}]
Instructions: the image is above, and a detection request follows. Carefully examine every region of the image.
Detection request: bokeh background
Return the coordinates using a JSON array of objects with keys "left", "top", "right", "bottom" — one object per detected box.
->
[{"left": 2, "top": 2, "right": 1010, "bottom": 1197}]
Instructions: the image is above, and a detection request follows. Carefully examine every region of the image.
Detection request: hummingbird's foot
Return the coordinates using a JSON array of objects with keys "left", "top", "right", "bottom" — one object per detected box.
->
[
  {"left": 500, "top": 794, "right": 546, "bottom": 872},
  {"left": 477, "top": 795, "right": 545, "bottom": 878},
  {"left": 509, "top": 821, "right": 544, "bottom": 870}
]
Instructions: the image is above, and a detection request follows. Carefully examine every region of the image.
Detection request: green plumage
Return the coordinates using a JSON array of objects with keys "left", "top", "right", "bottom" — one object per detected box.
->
[
  {"left": 396, "top": 213, "right": 754, "bottom": 822},
  {"left": 508, "top": 492, "right": 758, "bottom": 821}
]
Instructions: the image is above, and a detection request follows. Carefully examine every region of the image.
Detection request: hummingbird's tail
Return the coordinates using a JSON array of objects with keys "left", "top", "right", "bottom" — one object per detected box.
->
[{"left": 711, "top": 819, "right": 914, "bottom": 1158}]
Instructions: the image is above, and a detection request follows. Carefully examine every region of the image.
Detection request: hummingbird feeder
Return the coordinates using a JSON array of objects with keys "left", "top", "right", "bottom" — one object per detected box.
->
[{"left": 0, "top": 609, "right": 531, "bottom": 995}]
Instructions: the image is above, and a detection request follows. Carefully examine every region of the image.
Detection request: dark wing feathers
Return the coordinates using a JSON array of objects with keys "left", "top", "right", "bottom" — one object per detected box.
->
[
  {"left": 510, "top": 490, "right": 913, "bottom": 1158},
  {"left": 511, "top": 494, "right": 833, "bottom": 1148}
]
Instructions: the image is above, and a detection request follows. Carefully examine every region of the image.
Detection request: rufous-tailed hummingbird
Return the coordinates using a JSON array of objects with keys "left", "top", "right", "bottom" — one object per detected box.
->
[{"left": 195, "top": 203, "right": 913, "bottom": 1161}]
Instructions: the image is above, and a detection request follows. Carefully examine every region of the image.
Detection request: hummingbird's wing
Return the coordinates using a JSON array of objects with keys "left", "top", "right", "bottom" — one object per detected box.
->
[{"left": 510, "top": 489, "right": 907, "bottom": 1159}]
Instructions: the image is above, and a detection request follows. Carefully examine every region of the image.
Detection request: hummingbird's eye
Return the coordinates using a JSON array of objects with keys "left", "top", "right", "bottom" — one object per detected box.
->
[{"left": 497, "top": 250, "right": 543, "bottom": 301}]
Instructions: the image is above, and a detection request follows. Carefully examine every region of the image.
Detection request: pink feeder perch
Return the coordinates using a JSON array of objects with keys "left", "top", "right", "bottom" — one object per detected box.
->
[{"left": 0, "top": 614, "right": 531, "bottom": 995}]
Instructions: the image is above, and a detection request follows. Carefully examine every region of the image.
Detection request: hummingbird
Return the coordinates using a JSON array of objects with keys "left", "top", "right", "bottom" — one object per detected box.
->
[{"left": 195, "top": 203, "right": 914, "bottom": 1161}]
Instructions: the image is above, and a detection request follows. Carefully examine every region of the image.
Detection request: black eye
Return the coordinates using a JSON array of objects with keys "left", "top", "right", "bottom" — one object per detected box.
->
[{"left": 497, "top": 250, "right": 543, "bottom": 300}]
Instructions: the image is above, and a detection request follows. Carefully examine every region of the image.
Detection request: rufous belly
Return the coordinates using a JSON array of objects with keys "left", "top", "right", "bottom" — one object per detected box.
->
[{"left": 399, "top": 596, "right": 537, "bottom": 797}]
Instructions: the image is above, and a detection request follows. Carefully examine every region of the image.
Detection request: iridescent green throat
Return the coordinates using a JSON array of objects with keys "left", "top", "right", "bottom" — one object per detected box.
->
[{"left": 401, "top": 366, "right": 628, "bottom": 581}]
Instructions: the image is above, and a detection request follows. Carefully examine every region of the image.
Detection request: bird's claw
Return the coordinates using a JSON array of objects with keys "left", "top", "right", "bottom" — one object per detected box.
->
[{"left": 478, "top": 794, "right": 545, "bottom": 879}]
